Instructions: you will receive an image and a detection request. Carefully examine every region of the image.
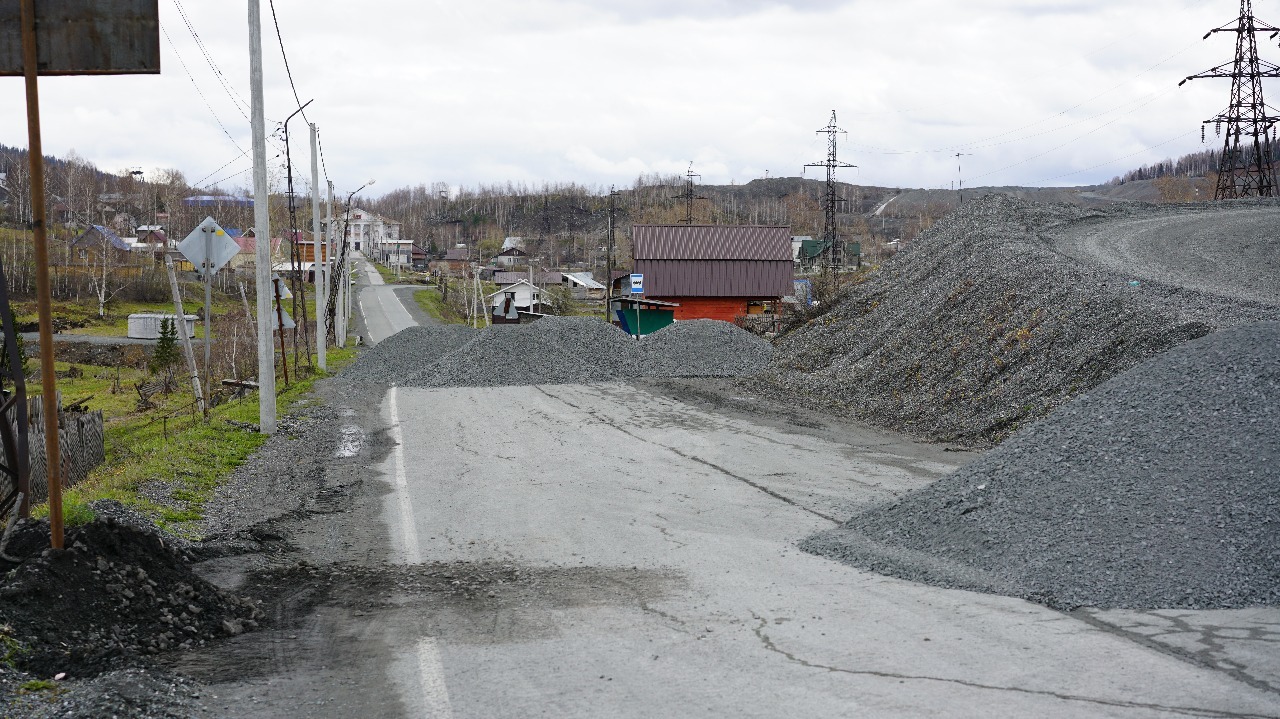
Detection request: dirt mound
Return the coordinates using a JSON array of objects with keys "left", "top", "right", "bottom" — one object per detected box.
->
[
  {"left": 756, "top": 195, "right": 1279, "bottom": 446},
  {"left": 802, "top": 322, "right": 1280, "bottom": 610},
  {"left": 0, "top": 517, "right": 261, "bottom": 678}
]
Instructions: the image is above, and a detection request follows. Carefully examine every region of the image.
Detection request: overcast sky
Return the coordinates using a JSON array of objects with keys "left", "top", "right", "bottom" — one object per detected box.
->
[{"left": 0, "top": 0, "right": 1258, "bottom": 197}]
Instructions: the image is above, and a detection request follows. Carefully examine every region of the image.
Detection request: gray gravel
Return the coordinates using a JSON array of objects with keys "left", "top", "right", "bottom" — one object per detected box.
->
[
  {"left": 339, "top": 324, "right": 477, "bottom": 387},
  {"left": 802, "top": 321, "right": 1280, "bottom": 611},
  {"left": 755, "top": 195, "right": 1280, "bottom": 447},
  {"left": 401, "top": 316, "right": 774, "bottom": 388},
  {"left": 4, "top": 668, "right": 210, "bottom": 718},
  {"left": 635, "top": 319, "right": 776, "bottom": 378}
]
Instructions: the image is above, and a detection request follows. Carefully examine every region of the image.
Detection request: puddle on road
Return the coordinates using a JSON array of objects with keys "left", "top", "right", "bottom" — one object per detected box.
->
[{"left": 335, "top": 425, "right": 363, "bottom": 458}]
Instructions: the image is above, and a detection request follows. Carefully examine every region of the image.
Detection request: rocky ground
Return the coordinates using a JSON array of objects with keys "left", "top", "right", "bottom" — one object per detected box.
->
[{"left": 755, "top": 195, "right": 1280, "bottom": 447}]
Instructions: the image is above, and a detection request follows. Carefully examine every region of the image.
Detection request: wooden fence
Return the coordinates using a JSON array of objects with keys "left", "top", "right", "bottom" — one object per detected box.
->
[{"left": 13, "top": 396, "right": 105, "bottom": 505}]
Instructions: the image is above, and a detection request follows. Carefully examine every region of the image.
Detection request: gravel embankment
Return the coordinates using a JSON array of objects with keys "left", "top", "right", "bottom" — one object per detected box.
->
[
  {"left": 802, "top": 322, "right": 1280, "bottom": 611},
  {"left": 755, "top": 195, "right": 1280, "bottom": 447},
  {"left": 339, "top": 324, "right": 477, "bottom": 386},
  {"left": 403, "top": 316, "right": 775, "bottom": 388}
]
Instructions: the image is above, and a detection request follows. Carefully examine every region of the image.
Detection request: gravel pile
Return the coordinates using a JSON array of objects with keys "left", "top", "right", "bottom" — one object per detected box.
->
[
  {"left": 755, "top": 194, "right": 1280, "bottom": 446},
  {"left": 0, "top": 517, "right": 262, "bottom": 678},
  {"left": 802, "top": 322, "right": 1280, "bottom": 610},
  {"left": 402, "top": 316, "right": 772, "bottom": 388},
  {"left": 341, "top": 324, "right": 477, "bottom": 386},
  {"left": 3, "top": 668, "right": 208, "bottom": 719},
  {"left": 636, "top": 319, "right": 776, "bottom": 378}
]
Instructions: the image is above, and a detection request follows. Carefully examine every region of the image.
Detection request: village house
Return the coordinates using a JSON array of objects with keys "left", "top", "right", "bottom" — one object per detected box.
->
[{"left": 627, "top": 225, "right": 794, "bottom": 321}]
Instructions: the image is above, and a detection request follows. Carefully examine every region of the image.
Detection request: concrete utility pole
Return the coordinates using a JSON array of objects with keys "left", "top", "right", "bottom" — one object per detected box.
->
[
  {"left": 311, "top": 123, "right": 325, "bottom": 372},
  {"left": 248, "top": 0, "right": 276, "bottom": 434}
]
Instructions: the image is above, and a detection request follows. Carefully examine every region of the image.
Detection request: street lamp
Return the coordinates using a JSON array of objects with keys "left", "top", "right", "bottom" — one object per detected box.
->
[{"left": 328, "top": 179, "right": 373, "bottom": 346}]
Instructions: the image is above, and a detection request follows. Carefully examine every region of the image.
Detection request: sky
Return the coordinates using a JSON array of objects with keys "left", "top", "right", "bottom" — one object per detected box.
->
[{"left": 0, "top": 0, "right": 1260, "bottom": 198}]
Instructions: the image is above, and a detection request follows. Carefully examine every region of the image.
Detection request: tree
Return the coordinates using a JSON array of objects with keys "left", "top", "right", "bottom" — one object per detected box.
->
[
  {"left": 149, "top": 317, "right": 179, "bottom": 381},
  {"left": 542, "top": 285, "right": 578, "bottom": 316}
]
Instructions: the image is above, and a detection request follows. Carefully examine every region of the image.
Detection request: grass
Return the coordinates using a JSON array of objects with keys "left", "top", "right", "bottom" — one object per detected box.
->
[
  {"left": 26, "top": 344, "right": 358, "bottom": 536},
  {"left": 17, "top": 679, "right": 59, "bottom": 694},
  {"left": 412, "top": 288, "right": 468, "bottom": 325}
]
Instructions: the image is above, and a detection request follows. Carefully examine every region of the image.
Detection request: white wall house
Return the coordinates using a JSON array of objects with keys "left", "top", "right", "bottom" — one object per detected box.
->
[{"left": 340, "top": 207, "right": 402, "bottom": 257}]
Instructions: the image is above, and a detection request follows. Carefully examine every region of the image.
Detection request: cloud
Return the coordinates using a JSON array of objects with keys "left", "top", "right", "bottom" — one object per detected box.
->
[{"left": 0, "top": 0, "right": 1241, "bottom": 197}]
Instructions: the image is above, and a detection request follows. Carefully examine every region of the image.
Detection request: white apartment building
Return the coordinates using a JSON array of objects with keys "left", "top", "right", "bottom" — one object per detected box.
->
[{"left": 340, "top": 207, "right": 402, "bottom": 257}]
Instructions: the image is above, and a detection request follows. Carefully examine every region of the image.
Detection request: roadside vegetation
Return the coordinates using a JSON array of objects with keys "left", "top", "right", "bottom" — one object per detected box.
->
[{"left": 25, "top": 343, "right": 356, "bottom": 536}]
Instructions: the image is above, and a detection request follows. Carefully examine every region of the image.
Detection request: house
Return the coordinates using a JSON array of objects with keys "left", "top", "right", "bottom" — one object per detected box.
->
[
  {"left": 230, "top": 231, "right": 283, "bottom": 270},
  {"left": 492, "top": 246, "right": 528, "bottom": 268},
  {"left": 430, "top": 245, "right": 472, "bottom": 274},
  {"left": 378, "top": 239, "right": 415, "bottom": 267},
  {"left": 70, "top": 225, "right": 132, "bottom": 263},
  {"left": 563, "top": 272, "right": 606, "bottom": 300},
  {"left": 339, "top": 207, "right": 401, "bottom": 254},
  {"left": 794, "top": 235, "right": 862, "bottom": 268},
  {"left": 629, "top": 225, "right": 793, "bottom": 321},
  {"left": 487, "top": 279, "right": 543, "bottom": 323}
]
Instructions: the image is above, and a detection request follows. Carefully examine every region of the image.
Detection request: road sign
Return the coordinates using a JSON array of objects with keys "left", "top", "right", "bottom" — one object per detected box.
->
[
  {"left": 0, "top": 0, "right": 161, "bottom": 76},
  {"left": 178, "top": 217, "right": 239, "bottom": 276},
  {"left": 630, "top": 273, "right": 644, "bottom": 294},
  {"left": 273, "top": 306, "right": 296, "bottom": 331}
]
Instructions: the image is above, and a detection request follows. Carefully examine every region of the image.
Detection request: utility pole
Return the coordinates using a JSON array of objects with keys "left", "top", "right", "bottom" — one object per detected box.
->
[
  {"left": 311, "top": 123, "right": 325, "bottom": 372},
  {"left": 955, "top": 153, "right": 972, "bottom": 204},
  {"left": 672, "top": 163, "right": 706, "bottom": 225},
  {"left": 248, "top": 0, "right": 276, "bottom": 434},
  {"left": 1181, "top": 0, "right": 1280, "bottom": 198},
  {"left": 606, "top": 185, "right": 620, "bottom": 319},
  {"left": 805, "top": 111, "right": 856, "bottom": 271}
]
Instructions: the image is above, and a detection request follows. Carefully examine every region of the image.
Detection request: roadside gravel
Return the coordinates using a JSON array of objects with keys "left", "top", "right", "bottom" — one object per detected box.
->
[
  {"left": 405, "top": 316, "right": 775, "bottom": 388},
  {"left": 755, "top": 195, "right": 1280, "bottom": 447},
  {"left": 802, "top": 322, "right": 1280, "bottom": 610}
]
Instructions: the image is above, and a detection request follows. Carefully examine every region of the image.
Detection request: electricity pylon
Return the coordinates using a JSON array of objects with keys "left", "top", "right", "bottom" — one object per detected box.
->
[
  {"left": 805, "top": 111, "right": 856, "bottom": 269},
  {"left": 1181, "top": 0, "right": 1280, "bottom": 199}
]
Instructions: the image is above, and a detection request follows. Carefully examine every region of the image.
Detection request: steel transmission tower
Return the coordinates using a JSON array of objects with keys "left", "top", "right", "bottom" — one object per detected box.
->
[
  {"left": 1181, "top": 0, "right": 1280, "bottom": 199},
  {"left": 805, "top": 111, "right": 856, "bottom": 268},
  {"left": 673, "top": 163, "right": 707, "bottom": 224}
]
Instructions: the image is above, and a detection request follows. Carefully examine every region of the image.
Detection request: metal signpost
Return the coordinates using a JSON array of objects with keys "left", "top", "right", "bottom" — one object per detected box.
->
[
  {"left": 3, "top": 0, "right": 160, "bottom": 548},
  {"left": 178, "top": 217, "right": 238, "bottom": 416},
  {"left": 629, "top": 273, "right": 644, "bottom": 339}
]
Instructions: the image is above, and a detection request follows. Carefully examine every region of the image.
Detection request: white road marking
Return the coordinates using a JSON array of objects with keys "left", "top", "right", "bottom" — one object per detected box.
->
[
  {"left": 415, "top": 637, "right": 455, "bottom": 719},
  {"left": 388, "top": 387, "right": 421, "bottom": 563},
  {"left": 391, "top": 390, "right": 454, "bottom": 718}
]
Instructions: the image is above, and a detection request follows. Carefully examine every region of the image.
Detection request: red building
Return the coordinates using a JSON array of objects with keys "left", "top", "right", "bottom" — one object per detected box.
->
[{"left": 630, "top": 225, "right": 793, "bottom": 321}]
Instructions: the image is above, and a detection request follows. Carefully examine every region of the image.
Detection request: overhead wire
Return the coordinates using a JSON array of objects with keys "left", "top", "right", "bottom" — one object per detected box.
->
[{"left": 267, "top": 0, "right": 331, "bottom": 184}]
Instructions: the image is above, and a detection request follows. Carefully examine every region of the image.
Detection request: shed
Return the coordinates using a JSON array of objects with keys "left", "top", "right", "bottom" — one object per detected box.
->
[
  {"left": 612, "top": 297, "right": 679, "bottom": 337},
  {"left": 127, "top": 313, "right": 198, "bottom": 339},
  {"left": 631, "top": 225, "right": 793, "bottom": 321}
]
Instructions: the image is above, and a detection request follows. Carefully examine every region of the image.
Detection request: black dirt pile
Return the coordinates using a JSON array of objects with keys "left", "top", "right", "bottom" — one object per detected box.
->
[
  {"left": 0, "top": 517, "right": 262, "bottom": 678},
  {"left": 635, "top": 319, "right": 776, "bottom": 378},
  {"left": 341, "top": 324, "right": 477, "bottom": 386},
  {"left": 802, "top": 322, "right": 1280, "bottom": 611},
  {"left": 403, "top": 316, "right": 774, "bottom": 388},
  {"left": 755, "top": 195, "right": 1279, "bottom": 446}
]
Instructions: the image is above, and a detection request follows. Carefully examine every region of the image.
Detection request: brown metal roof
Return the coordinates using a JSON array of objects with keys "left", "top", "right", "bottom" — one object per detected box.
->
[
  {"left": 634, "top": 259, "right": 793, "bottom": 298},
  {"left": 632, "top": 225, "right": 792, "bottom": 261}
]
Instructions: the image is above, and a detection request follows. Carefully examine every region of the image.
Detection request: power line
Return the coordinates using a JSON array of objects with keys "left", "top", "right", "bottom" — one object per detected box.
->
[
  {"left": 267, "top": 0, "right": 330, "bottom": 183},
  {"left": 160, "top": 25, "right": 247, "bottom": 156},
  {"left": 170, "top": 0, "right": 252, "bottom": 122},
  {"left": 804, "top": 111, "right": 856, "bottom": 270}
]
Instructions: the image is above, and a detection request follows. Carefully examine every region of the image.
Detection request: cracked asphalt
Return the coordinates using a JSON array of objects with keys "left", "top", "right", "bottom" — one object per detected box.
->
[{"left": 175, "top": 257, "right": 1280, "bottom": 718}]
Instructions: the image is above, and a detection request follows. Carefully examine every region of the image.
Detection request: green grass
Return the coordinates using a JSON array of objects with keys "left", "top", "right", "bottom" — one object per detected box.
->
[
  {"left": 27, "top": 344, "right": 358, "bottom": 536},
  {"left": 18, "top": 679, "right": 59, "bottom": 694},
  {"left": 412, "top": 288, "right": 467, "bottom": 325}
]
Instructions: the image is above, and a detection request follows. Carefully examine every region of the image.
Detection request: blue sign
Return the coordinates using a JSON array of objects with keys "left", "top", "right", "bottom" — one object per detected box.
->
[{"left": 630, "top": 273, "right": 644, "bottom": 294}]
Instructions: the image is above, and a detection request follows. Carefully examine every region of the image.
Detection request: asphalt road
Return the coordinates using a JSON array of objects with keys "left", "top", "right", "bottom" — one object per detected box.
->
[
  {"left": 1052, "top": 206, "right": 1280, "bottom": 306},
  {"left": 183, "top": 259, "right": 1280, "bottom": 718},
  {"left": 345, "top": 267, "right": 1279, "bottom": 717}
]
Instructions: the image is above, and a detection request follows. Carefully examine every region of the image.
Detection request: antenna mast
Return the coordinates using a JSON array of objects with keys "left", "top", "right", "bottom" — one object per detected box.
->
[
  {"left": 1181, "top": 0, "right": 1280, "bottom": 199},
  {"left": 804, "top": 111, "right": 856, "bottom": 269}
]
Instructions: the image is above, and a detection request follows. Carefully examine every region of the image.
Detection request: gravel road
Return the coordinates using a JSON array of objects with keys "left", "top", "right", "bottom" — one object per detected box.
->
[{"left": 1052, "top": 206, "right": 1280, "bottom": 307}]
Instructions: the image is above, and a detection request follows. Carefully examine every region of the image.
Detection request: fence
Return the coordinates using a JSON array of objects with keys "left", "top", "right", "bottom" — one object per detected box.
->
[{"left": 9, "top": 395, "right": 105, "bottom": 506}]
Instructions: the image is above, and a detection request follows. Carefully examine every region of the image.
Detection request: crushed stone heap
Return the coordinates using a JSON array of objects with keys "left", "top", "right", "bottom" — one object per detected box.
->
[
  {"left": 802, "top": 322, "right": 1280, "bottom": 611},
  {"left": 399, "top": 316, "right": 776, "bottom": 388},
  {"left": 755, "top": 195, "right": 1279, "bottom": 447}
]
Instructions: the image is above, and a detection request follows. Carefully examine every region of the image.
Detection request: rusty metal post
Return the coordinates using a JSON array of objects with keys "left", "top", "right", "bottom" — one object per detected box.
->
[
  {"left": 20, "top": 0, "right": 64, "bottom": 548},
  {"left": 273, "top": 277, "right": 289, "bottom": 385}
]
